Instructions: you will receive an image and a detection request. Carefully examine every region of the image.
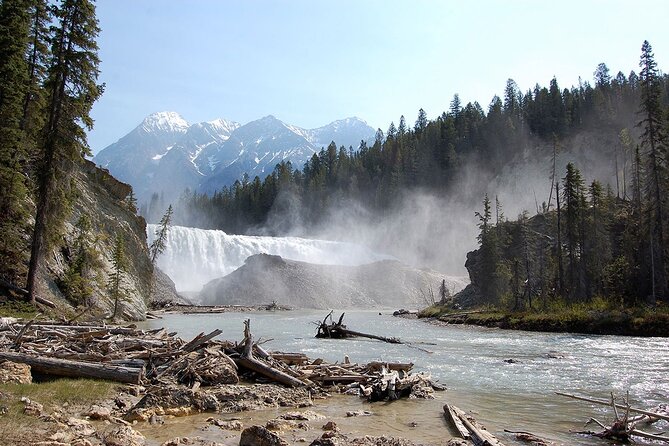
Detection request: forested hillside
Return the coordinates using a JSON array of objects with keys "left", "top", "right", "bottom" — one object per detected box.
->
[
  {"left": 175, "top": 55, "right": 667, "bottom": 235},
  {"left": 461, "top": 41, "right": 669, "bottom": 308},
  {"left": 175, "top": 42, "right": 669, "bottom": 307}
]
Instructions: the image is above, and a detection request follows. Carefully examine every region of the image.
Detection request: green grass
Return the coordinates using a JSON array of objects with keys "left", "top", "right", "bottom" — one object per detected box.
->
[
  {"left": 417, "top": 305, "right": 446, "bottom": 318},
  {"left": 1, "top": 377, "right": 117, "bottom": 406},
  {"left": 0, "top": 299, "right": 38, "bottom": 319},
  {"left": 422, "top": 298, "right": 669, "bottom": 336},
  {"left": 0, "top": 378, "right": 118, "bottom": 444}
]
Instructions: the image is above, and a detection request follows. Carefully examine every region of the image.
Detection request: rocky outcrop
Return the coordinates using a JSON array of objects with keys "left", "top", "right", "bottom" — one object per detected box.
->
[
  {"left": 198, "top": 254, "right": 468, "bottom": 309},
  {"left": 149, "top": 267, "right": 192, "bottom": 309},
  {"left": 41, "top": 159, "right": 153, "bottom": 320}
]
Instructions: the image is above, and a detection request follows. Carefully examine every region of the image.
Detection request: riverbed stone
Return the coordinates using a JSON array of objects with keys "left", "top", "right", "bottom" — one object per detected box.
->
[
  {"left": 65, "top": 417, "right": 96, "bottom": 437},
  {"left": 103, "top": 425, "right": 146, "bottom": 446},
  {"left": 162, "top": 437, "right": 226, "bottom": 446},
  {"left": 321, "top": 421, "right": 337, "bottom": 431},
  {"left": 265, "top": 418, "right": 308, "bottom": 432},
  {"left": 21, "top": 396, "right": 44, "bottom": 416},
  {"left": 207, "top": 418, "right": 244, "bottom": 430},
  {"left": 345, "top": 410, "right": 372, "bottom": 417},
  {"left": 86, "top": 404, "right": 112, "bottom": 420},
  {"left": 310, "top": 433, "right": 419, "bottom": 446},
  {"left": 239, "top": 425, "right": 288, "bottom": 446},
  {"left": 126, "top": 384, "right": 311, "bottom": 422},
  {"left": 280, "top": 410, "right": 325, "bottom": 421}
]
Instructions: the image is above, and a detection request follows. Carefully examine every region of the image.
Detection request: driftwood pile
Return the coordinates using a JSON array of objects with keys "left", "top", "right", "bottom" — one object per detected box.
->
[
  {"left": 0, "top": 320, "right": 233, "bottom": 385},
  {"left": 0, "top": 319, "right": 442, "bottom": 403},
  {"left": 233, "top": 320, "right": 443, "bottom": 401}
]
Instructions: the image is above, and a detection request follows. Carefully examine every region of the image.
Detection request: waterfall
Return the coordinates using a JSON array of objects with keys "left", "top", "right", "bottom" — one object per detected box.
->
[{"left": 147, "top": 225, "right": 393, "bottom": 292}]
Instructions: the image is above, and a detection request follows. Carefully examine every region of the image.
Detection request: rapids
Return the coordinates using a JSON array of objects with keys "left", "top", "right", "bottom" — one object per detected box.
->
[{"left": 141, "top": 310, "right": 669, "bottom": 445}]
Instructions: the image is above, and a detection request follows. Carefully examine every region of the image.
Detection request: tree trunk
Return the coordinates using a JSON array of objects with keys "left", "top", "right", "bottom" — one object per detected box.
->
[{"left": 0, "top": 351, "right": 144, "bottom": 384}]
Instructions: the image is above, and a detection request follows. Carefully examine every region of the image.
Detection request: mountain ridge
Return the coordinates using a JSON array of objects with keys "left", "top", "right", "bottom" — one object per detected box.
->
[{"left": 93, "top": 111, "right": 375, "bottom": 206}]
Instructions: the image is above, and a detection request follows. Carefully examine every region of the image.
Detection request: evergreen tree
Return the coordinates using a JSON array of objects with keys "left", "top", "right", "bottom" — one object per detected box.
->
[
  {"left": 21, "top": 0, "right": 50, "bottom": 142},
  {"left": 585, "top": 180, "right": 607, "bottom": 297},
  {"left": 438, "top": 279, "right": 450, "bottom": 304},
  {"left": 476, "top": 194, "right": 502, "bottom": 303},
  {"left": 108, "top": 233, "right": 127, "bottom": 320},
  {"left": 387, "top": 121, "right": 397, "bottom": 139},
  {"left": 449, "top": 94, "right": 461, "bottom": 117},
  {"left": 593, "top": 62, "right": 611, "bottom": 88},
  {"left": 125, "top": 189, "right": 137, "bottom": 214},
  {"left": 26, "top": 0, "right": 103, "bottom": 303},
  {"left": 60, "top": 214, "right": 101, "bottom": 305},
  {"left": 414, "top": 108, "right": 427, "bottom": 135},
  {"left": 0, "top": 0, "right": 32, "bottom": 283},
  {"left": 638, "top": 40, "right": 668, "bottom": 302},
  {"left": 398, "top": 115, "right": 406, "bottom": 135},
  {"left": 149, "top": 204, "right": 173, "bottom": 265},
  {"left": 562, "top": 163, "right": 586, "bottom": 299},
  {"left": 503, "top": 78, "right": 519, "bottom": 114}
]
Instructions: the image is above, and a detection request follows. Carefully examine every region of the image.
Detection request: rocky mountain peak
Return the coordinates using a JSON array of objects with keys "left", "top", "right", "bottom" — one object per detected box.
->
[{"left": 140, "top": 111, "right": 189, "bottom": 134}]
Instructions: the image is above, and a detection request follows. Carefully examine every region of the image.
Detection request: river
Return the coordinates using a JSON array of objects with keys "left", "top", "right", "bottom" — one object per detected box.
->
[{"left": 139, "top": 310, "right": 669, "bottom": 445}]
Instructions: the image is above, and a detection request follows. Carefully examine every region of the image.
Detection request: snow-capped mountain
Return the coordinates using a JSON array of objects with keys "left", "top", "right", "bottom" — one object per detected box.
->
[
  {"left": 93, "top": 112, "right": 375, "bottom": 205},
  {"left": 94, "top": 112, "right": 240, "bottom": 202},
  {"left": 198, "top": 115, "right": 376, "bottom": 193}
]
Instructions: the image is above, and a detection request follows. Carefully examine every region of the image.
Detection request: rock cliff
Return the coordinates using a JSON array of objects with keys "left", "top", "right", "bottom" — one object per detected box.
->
[{"left": 40, "top": 160, "right": 155, "bottom": 320}]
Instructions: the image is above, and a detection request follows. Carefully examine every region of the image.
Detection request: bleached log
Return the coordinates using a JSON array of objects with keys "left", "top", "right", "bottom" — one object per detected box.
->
[
  {"left": 449, "top": 404, "right": 506, "bottom": 446},
  {"left": 556, "top": 392, "right": 669, "bottom": 422},
  {"left": 236, "top": 356, "right": 306, "bottom": 387},
  {"left": 444, "top": 404, "right": 470, "bottom": 439},
  {"left": 367, "top": 361, "right": 414, "bottom": 372},
  {"left": 0, "top": 351, "right": 143, "bottom": 384}
]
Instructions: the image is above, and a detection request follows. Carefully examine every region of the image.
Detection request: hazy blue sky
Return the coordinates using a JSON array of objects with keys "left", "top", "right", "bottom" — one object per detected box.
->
[{"left": 88, "top": 0, "right": 668, "bottom": 153}]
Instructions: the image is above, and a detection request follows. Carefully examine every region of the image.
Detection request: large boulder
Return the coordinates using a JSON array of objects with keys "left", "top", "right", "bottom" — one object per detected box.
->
[
  {"left": 149, "top": 267, "right": 192, "bottom": 309},
  {"left": 199, "top": 254, "right": 467, "bottom": 309},
  {"left": 239, "top": 426, "right": 288, "bottom": 446}
]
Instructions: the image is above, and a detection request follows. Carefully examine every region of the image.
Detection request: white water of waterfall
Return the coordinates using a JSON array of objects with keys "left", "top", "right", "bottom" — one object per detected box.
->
[{"left": 146, "top": 225, "right": 394, "bottom": 293}]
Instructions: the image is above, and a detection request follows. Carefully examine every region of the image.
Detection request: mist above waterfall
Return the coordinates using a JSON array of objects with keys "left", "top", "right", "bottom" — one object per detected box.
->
[{"left": 147, "top": 224, "right": 394, "bottom": 292}]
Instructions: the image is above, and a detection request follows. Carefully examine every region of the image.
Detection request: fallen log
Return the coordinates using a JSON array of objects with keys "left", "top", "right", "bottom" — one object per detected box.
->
[
  {"left": 0, "top": 280, "right": 55, "bottom": 307},
  {"left": 556, "top": 392, "right": 669, "bottom": 422},
  {"left": 0, "top": 351, "right": 144, "bottom": 384},
  {"left": 181, "top": 329, "right": 223, "bottom": 353},
  {"left": 562, "top": 391, "right": 669, "bottom": 443},
  {"left": 236, "top": 356, "right": 306, "bottom": 387},
  {"left": 366, "top": 361, "right": 414, "bottom": 372},
  {"left": 234, "top": 319, "right": 306, "bottom": 388},
  {"left": 315, "top": 312, "right": 399, "bottom": 343},
  {"left": 338, "top": 328, "right": 401, "bottom": 344},
  {"left": 269, "top": 352, "right": 309, "bottom": 365},
  {"left": 447, "top": 404, "right": 506, "bottom": 446},
  {"left": 444, "top": 404, "right": 470, "bottom": 439}
]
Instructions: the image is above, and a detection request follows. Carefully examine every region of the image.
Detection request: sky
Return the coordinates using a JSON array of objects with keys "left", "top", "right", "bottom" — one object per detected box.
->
[{"left": 88, "top": 0, "right": 669, "bottom": 154}]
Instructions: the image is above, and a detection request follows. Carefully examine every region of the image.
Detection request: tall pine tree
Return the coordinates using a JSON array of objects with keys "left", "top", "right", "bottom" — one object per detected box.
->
[
  {"left": 26, "top": 0, "right": 103, "bottom": 303},
  {"left": 638, "top": 40, "right": 668, "bottom": 302},
  {"left": 0, "top": 0, "right": 32, "bottom": 283}
]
